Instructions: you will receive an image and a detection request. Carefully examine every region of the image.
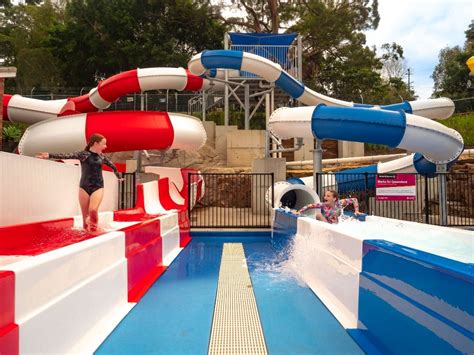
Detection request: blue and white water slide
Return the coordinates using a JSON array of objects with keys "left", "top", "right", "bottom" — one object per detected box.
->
[{"left": 188, "top": 50, "right": 464, "bottom": 177}]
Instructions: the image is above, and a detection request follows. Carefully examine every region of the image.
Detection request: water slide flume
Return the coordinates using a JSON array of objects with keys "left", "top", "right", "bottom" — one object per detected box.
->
[
  {"left": 189, "top": 50, "right": 455, "bottom": 119},
  {"left": 18, "top": 111, "right": 206, "bottom": 156},
  {"left": 3, "top": 68, "right": 212, "bottom": 155},
  {"left": 2, "top": 67, "right": 231, "bottom": 124},
  {"left": 188, "top": 50, "right": 463, "bottom": 175}
]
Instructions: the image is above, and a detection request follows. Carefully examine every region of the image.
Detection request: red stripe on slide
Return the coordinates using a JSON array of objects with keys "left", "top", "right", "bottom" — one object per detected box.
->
[
  {"left": 0, "top": 218, "right": 97, "bottom": 256},
  {"left": 68, "top": 95, "right": 96, "bottom": 113},
  {"left": 158, "top": 178, "right": 184, "bottom": 210},
  {"left": 126, "top": 234, "right": 164, "bottom": 302},
  {"left": 113, "top": 208, "right": 146, "bottom": 222},
  {"left": 0, "top": 271, "right": 18, "bottom": 355},
  {"left": 0, "top": 271, "right": 14, "bottom": 329},
  {"left": 85, "top": 111, "right": 174, "bottom": 152},
  {"left": 184, "top": 69, "right": 203, "bottom": 91},
  {"left": 0, "top": 323, "right": 19, "bottom": 355},
  {"left": 134, "top": 184, "right": 145, "bottom": 211},
  {"left": 97, "top": 70, "right": 140, "bottom": 103},
  {"left": 2, "top": 94, "right": 12, "bottom": 121}
]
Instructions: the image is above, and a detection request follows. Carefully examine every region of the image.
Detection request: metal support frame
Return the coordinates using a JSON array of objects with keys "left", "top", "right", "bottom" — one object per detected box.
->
[
  {"left": 437, "top": 164, "right": 448, "bottom": 226},
  {"left": 269, "top": 137, "right": 304, "bottom": 154},
  {"left": 297, "top": 35, "right": 303, "bottom": 82},
  {"left": 313, "top": 139, "right": 323, "bottom": 197},
  {"left": 202, "top": 90, "right": 206, "bottom": 121},
  {"left": 224, "top": 33, "right": 229, "bottom": 126}
]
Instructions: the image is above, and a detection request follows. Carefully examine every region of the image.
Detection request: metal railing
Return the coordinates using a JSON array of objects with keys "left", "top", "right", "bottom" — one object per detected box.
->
[
  {"left": 118, "top": 172, "right": 137, "bottom": 210},
  {"left": 188, "top": 173, "right": 274, "bottom": 228},
  {"left": 230, "top": 44, "right": 298, "bottom": 78},
  {"left": 315, "top": 173, "right": 474, "bottom": 227}
]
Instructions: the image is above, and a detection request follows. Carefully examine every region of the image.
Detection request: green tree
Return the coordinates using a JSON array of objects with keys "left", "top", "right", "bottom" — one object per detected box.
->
[
  {"left": 0, "top": 0, "right": 64, "bottom": 93},
  {"left": 218, "top": 0, "right": 296, "bottom": 33},
  {"left": 432, "top": 21, "right": 474, "bottom": 98},
  {"left": 291, "top": 1, "right": 384, "bottom": 103},
  {"left": 378, "top": 42, "right": 415, "bottom": 101},
  {"left": 49, "top": 0, "right": 226, "bottom": 87}
]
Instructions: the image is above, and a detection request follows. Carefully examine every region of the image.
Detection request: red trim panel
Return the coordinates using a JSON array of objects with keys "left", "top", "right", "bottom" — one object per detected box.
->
[
  {"left": 0, "top": 323, "right": 19, "bottom": 355},
  {"left": 121, "top": 218, "right": 164, "bottom": 302},
  {"left": 126, "top": 237, "right": 163, "bottom": 302},
  {"left": 0, "top": 271, "right": 18, "bottom": 355},
  {"left": 97, "top": 70, "right": 141, "bottom": 103},
  {"left": 0, "top": 271, "right": 14, "bottom": 329},
  {"left": 184, "top": 69, "right": 204, "bottom": 91},
  {"left": 2, "top": 94, "right": 12, "bottom": 121},
  {"left": 114, "top": 208, "right": 146, "bottom": 222},
  {"left": 158, "top": 178, "right": 183, "bottom": 210},
  {"left": 135, "top": 184, "right": 145, "bottom": 211},
  {"left": 128, "top": 265, "right": 166, "bottom": 303},
  {"left": 122, "top": 218, "right": 161, "bottom": 256},
  {"left": 85, "top": 111, "right": 174, "bottom": 152}
]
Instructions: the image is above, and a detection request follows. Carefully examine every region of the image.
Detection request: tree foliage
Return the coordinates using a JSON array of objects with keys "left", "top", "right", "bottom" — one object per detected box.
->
[
  {"left": 432, "top": 21, "right": 474, "bottom": 98},
  {"left": 218, "top": 0, "right": 296, "bottom": 33},
  {"left": 49, "top": 0, "right": 226, "bottom": 87},
  {"left": 290, "top": 0, "right": 388, "bottom": 103},
  {"left": 0, "top": 1, "right": 64, "bottom": 93},
  {"left": 0, "top": 0, "right": 422, "bottom": 104}
]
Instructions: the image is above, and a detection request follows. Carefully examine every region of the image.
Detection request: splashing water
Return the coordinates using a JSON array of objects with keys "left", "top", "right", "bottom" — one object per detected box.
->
[{"left": 251, "top": 237, "right": 308, "bottom": 288}]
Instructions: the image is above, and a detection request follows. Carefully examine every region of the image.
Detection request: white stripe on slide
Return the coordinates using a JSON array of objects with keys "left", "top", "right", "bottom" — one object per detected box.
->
[{"left": 208, "top": 243, "right": 268, "bottom": 355}]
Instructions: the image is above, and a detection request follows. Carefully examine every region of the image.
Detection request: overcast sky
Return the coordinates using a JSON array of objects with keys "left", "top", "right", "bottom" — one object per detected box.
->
[{"left": 365, "top": 0, "right": 473, "bottom": 99}]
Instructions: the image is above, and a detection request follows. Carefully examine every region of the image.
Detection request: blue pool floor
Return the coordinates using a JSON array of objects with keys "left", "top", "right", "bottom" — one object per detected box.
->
[{"left": 96, "top": 236, "right": 364, "bottom": 354}]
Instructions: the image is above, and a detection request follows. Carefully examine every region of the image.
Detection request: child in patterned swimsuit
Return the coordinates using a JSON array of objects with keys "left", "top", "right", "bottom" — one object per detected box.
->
[{"left": 297, "top": 190, "right": 361, "bottom": 224}]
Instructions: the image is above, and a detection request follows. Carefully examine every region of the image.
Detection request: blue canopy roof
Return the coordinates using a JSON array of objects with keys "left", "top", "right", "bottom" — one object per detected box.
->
[{"left": 229, "top": 33, "right": 297, "bottom": 46}]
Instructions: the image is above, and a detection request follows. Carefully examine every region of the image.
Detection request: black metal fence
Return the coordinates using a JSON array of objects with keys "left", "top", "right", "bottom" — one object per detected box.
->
[
  {"left": 188, "top": 173, "right": 274, "bottom": 228},
  {"left": 315, "top": 173, "right": 474, "bottom": 227},
  {"left": 118, "top": 173, "right": 137, "bottom": 209}
]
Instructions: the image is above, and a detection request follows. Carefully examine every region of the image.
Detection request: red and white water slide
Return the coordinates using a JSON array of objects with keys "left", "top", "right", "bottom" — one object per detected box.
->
[{"left": 2, "top": 68, "right": 215, "bottom": 155}]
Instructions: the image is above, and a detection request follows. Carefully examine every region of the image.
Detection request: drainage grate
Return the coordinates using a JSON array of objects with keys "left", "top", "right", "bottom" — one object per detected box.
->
[{"left": 208, "top": 243, "right": 268, "bottom": 355}]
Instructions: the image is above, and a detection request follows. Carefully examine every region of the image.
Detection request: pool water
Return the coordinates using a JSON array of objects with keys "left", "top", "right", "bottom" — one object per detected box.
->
[{"left": 96, "top": 235, "right": 364, "bottom": 354}]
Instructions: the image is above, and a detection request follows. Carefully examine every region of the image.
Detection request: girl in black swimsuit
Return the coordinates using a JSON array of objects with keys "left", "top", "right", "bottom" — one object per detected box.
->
[{"left": 36, "top": 133, "right": 122, "bottom": 232}]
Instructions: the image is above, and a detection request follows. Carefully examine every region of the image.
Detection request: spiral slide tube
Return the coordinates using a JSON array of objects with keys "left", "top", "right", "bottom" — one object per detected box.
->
[
  {"left": 3, "top": 68, "right": 212, "bottom": 155},
  {"left": 18, "top": 111, "right": 207, "bottom": 156},
  {"left": 189, "top": 50, "right": 455, "bottom": 119},
  {"left": 3, "top": 68, "right": 213, "bottom": 124},
  {"left": 188, "top": 50, "right": 463, "bottom": 204}
]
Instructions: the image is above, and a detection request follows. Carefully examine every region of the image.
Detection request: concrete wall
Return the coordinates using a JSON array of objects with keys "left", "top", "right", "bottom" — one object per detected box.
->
[
  {"left": 227, "top": 130, "right": 266, "bottom": 167},
  {"left": 294, "top": 138, "right": 314, "bottom": 162},
  {"left": 338, "top": 141, "right": 364, "bottom": 158},
  {"left": 202, "top": 121, "right": 216, "bottom": 148},
  {"left": 251, "top": 158, "right": 286, "bottom": 214},
  {"left": 215, "top": 125, "right": 238, "bottom": 160}
]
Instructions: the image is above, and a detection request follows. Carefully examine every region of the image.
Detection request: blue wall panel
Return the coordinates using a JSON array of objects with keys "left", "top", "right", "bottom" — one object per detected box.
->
[{"left": 359, "top": 240, "right": 474, "bottom": 354}]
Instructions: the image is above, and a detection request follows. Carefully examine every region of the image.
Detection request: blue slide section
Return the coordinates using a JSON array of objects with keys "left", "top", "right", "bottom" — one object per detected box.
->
[
  {"left": 197, "top": 50, "right": 462, "bottom": 175},
  {"left": 200, "top": 50, "right": 415, "bottom": 115},
  {"left": 201, "top": 50, "right": 243, "bottom": 70},
  {"left": 359, "top": 240, "right": 474, "bottom": 354},
  {"left": 311, "top": 105, "right": 406, "bottom": 147},
  {"left": 355, "top": 101, "right": 413, "bottom": 114},
  {"left": 275, "top": 71, "right": 305, "bottom": 99},
  {"left": 271, "top": 209, "right": 298, "bottom": 253}
]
